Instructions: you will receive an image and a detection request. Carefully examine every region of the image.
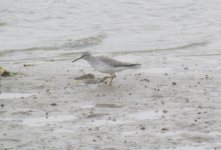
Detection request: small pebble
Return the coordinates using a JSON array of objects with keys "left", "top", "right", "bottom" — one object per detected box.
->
[
  {"left": 46, "top": 112, "right": 49, "bottom": 118},
  {"left": 140, "top": 127, "right": 145, "bottom": 130},
  {"left": 139, "top": 124, "right": 145, "bottom": 130},
  {"left": 172, "top": 82, "right": 177, "bottom": 85},
  {"left": 163, "top": 110, "right": 168, "bottom": 113},
  {"left": 161, "top": 128, "right": 169, "bottom": 131},
  {"left": 51, "top": 103, "right": 57, "bottom": 106}
]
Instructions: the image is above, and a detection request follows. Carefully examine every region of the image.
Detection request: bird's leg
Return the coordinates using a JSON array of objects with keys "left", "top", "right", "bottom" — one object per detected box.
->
[
  {"left": 101, "top": 74, "right": 113, "bottom": 83},
  {"left": 109, "top": 73, "right": 116, "bottom": 86},
  {"left": 113, "top": 73, "right": 116, "bottom": 78}
]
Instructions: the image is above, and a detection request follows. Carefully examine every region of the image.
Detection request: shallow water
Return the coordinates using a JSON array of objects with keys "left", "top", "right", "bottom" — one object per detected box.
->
[
  {"left": 22, "top": 114, "right": 76, "bottom": 127},
  {"left": 128, "top": 110, "right": 162, "bottom": 120},
  {"left": 0, "top": 0, "right": 221, "bottom": 61},
  {"left": 0, "top": 93, "right": 34, "bottom": 99}
]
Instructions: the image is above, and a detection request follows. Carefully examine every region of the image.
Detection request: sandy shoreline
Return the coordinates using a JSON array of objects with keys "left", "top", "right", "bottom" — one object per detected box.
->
[{"left": 0, "top": 49, "right": 221, "bottom": 150}]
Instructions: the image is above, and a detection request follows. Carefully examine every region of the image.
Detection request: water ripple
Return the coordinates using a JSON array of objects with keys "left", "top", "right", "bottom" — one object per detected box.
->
[{"left": 62, "top": 34, "right": 107, "bottom": 49}]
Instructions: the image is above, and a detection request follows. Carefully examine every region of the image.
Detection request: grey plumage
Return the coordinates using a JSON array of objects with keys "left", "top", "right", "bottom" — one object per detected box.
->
[{"left": 96, "top": 56, "right": 141, "bottom": 68}]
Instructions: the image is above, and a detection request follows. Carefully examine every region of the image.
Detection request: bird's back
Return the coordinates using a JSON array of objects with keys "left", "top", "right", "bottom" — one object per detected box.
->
[
  {"left": 85, "top": 55, "right": 140, "bottom": 74},
  {"left": 96, "top": 56, "right": 140, "bottom": 68}
]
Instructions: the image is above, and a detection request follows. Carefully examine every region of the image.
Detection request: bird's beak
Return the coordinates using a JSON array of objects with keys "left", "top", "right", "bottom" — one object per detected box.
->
[{"left": 72, "top": 56, "right": 84, "bottom": 63}]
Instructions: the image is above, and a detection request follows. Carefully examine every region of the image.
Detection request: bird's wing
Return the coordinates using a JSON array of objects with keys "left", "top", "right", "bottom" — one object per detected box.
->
[{"left": 97, "top": 56, "right": 140, "bottom": 67}]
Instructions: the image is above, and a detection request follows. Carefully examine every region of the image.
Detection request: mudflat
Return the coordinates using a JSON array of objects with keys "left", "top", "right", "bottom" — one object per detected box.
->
[{"left": 0, "top": 48, "right": 220, "bottom": 150}]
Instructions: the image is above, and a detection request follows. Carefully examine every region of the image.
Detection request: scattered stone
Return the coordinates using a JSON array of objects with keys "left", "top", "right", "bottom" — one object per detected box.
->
[
  {"left": 51, "top": 103, "right": 57, "bottom": 106},
  {"left": 135, "top": 73, "right": 141, "bottom": 76},
  {"left": 163, "top": 110, "right": 168, "bottom": 113},
  {"left": 1, "top": 104, "right": 4, "bottom": 108},
  {"left": 46, "top": 112, "right": 49, "bottom": 118},
  {"left": 184, "top": 67, "right": 189, "bottom": 70},
  {"left": 129, "top": 93, "right": 132, "bottom": 95},
  {"left": 164, "top": 73, "right": 168, "bottom": 76},
  {"left": 139, "top": 125, "right": 145, "bottom": 130},
  {"left": 161, "top": 128, "right": 169, "bottom": 132},
  {"left": 23, "top": 64, "right": 34, "bottom": 67},
  {"left": 172, "top": 82, "right": 177, "bottom": 85}
]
